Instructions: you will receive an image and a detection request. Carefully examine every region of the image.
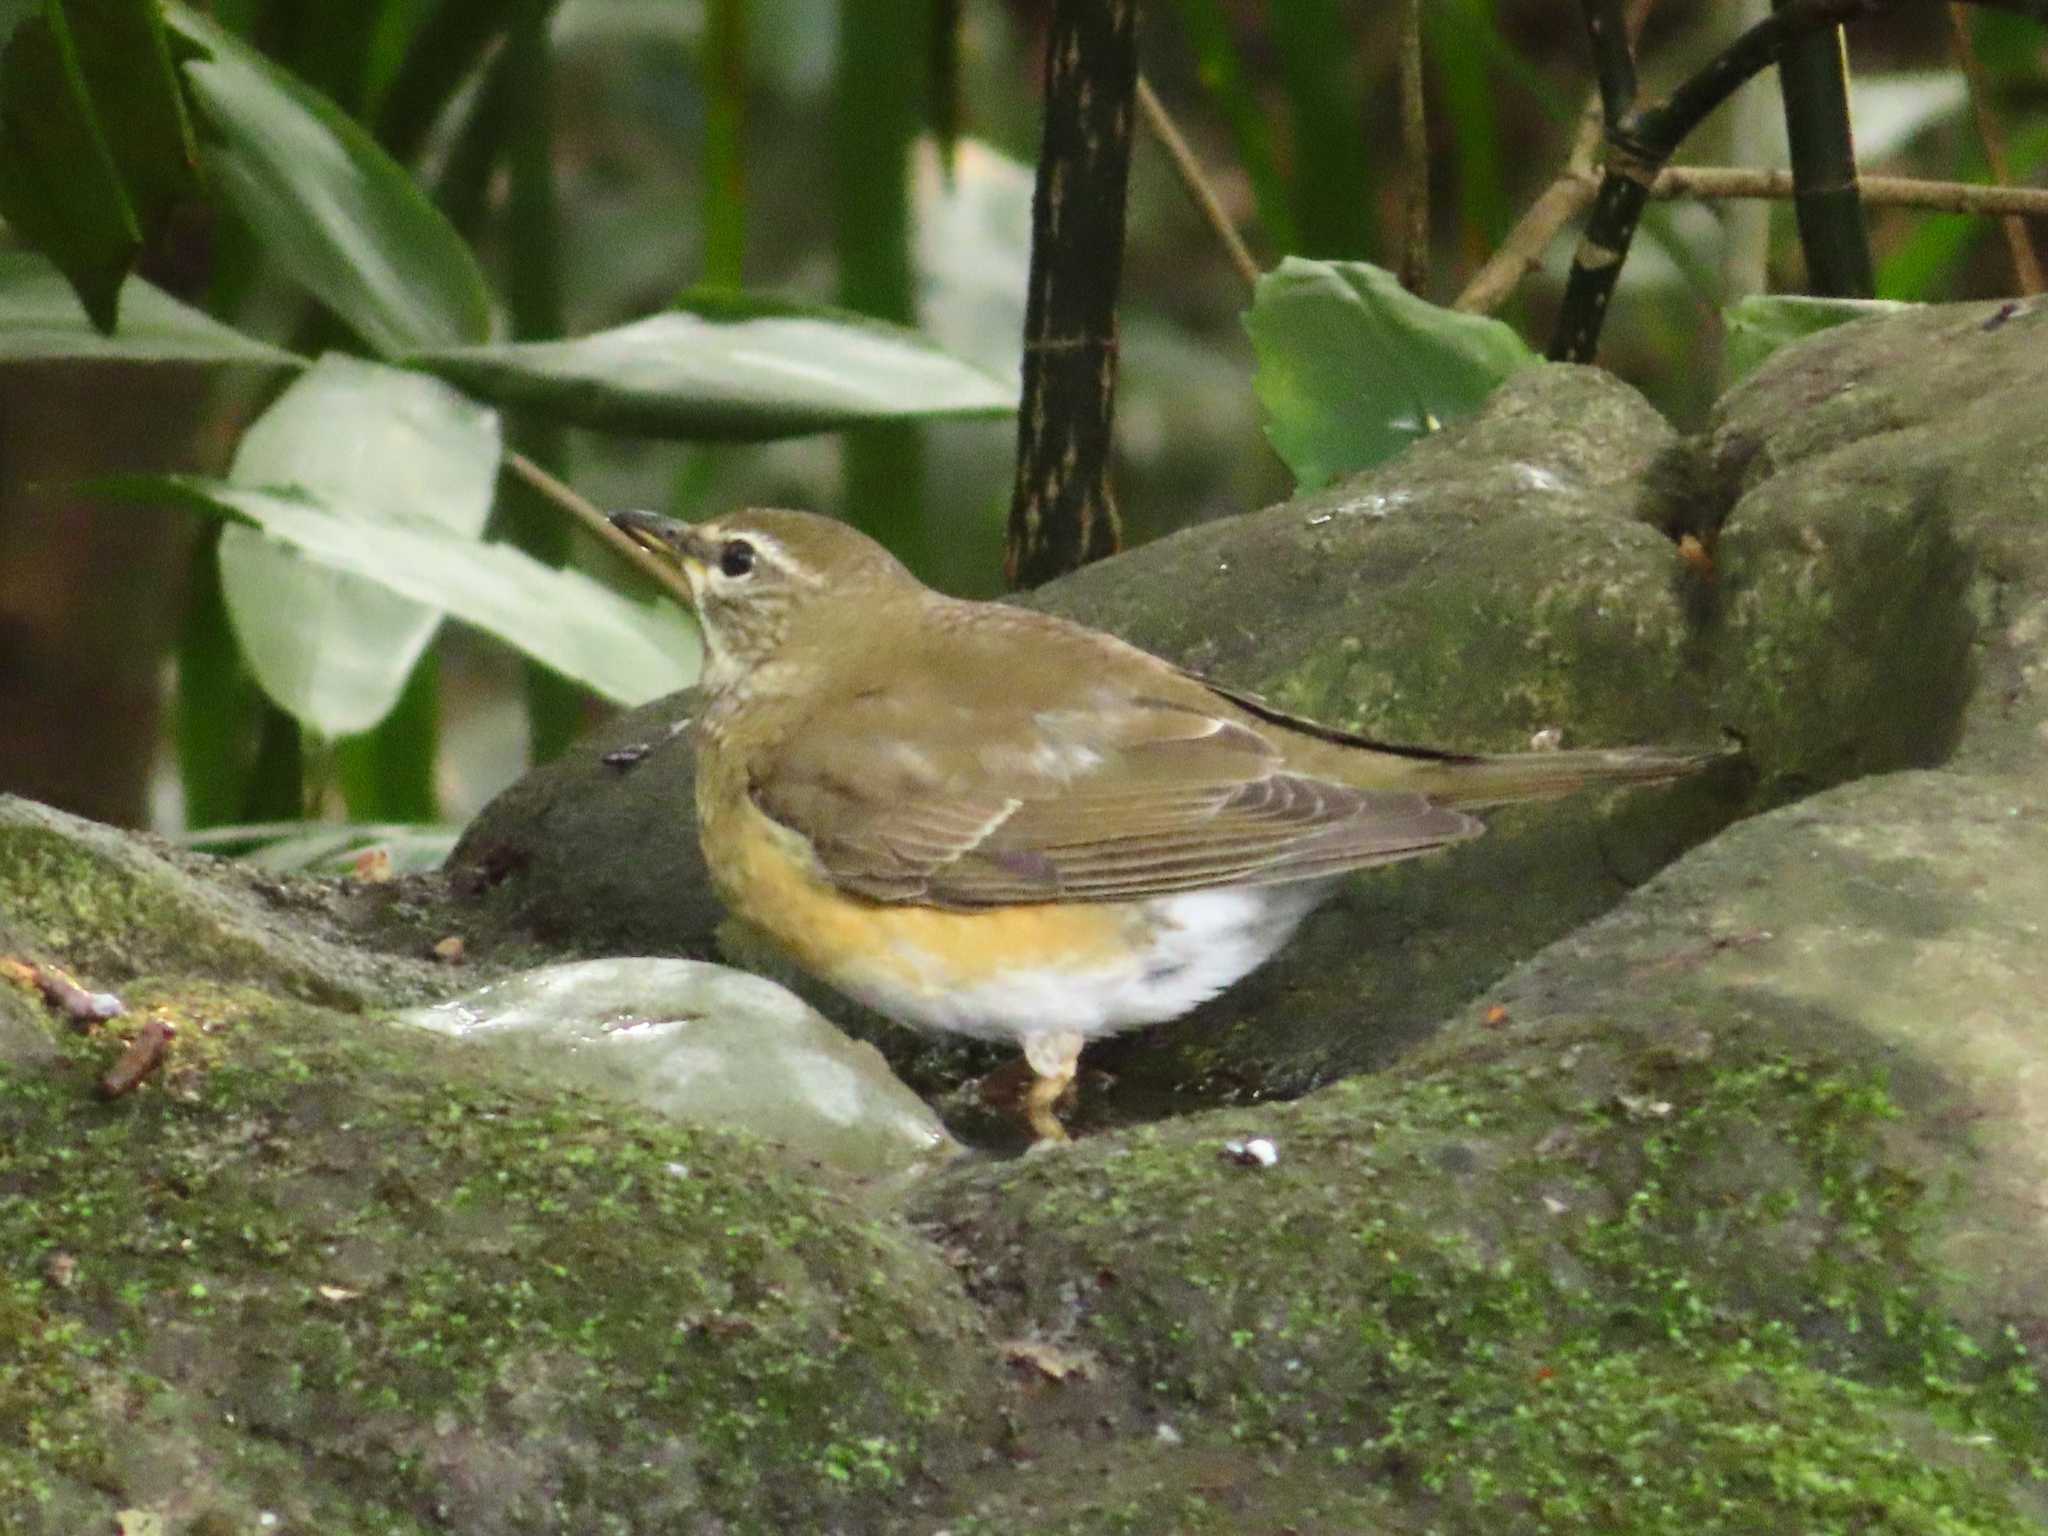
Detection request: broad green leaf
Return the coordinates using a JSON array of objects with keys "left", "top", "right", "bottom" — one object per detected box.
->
[
  {"left": 215, "top": 355, "right": 499, "bottom": 735},
  {"left": 1722, "top": 296, "right": 1916, "bottom": 383},
  {"left": 0, "top": 9, "right": 138, "bottom": 330},
  {"left": 0, "top": 0, "right": 200, "bottom": 331},
  {"left": 165, "top": 2, "right": 491, "bottom": 356},
  {"left": 219, "top": 535, "right": 446, "bottom": 736},
  {"left": 1247, "top": 256, "right": 1537, "bottom": 492},
  {"left": 67, "top": 0, "right": 200, "bottom": 227},
  {"left": 110, "top": 478, "right": 700, "bottom": 709},
  {"left": 407, "top": 295, "right": 1014, "bottom": 440},
  {"left": 0, "top": 250, "right": 299, "bottom": 363}
]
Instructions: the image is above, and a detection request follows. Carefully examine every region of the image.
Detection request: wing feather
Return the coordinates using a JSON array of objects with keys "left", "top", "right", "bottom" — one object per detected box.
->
[{"left": 752, "top": 681, "right": 1481, "bottom": 908}]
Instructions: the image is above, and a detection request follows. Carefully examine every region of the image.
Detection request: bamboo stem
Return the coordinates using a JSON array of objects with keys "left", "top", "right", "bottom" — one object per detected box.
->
[
  {"left": 1398, "top": 0, "right": 1431, "bottom": 294},
  {"left": 1550, "top": 0, "right": 2048, "bottom": 363},
  {"left": 1770, "top": 0, "right": 1875, "bottom": 295}
]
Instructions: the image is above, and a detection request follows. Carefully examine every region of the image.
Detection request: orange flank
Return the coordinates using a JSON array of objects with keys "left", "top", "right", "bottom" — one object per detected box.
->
[{"left": 698, "top": 782, "right": 1137, "bottom": 998}]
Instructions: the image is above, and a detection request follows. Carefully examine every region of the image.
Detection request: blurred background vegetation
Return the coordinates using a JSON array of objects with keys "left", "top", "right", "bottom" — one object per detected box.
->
[{"left": 1, "top": 0, "right": 2041, "bottom": 859}]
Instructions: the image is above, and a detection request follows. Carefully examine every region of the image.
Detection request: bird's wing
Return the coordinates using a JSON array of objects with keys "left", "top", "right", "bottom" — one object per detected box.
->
[{"left": 751, "top": 684, "right": 1482, "bottom": 907}]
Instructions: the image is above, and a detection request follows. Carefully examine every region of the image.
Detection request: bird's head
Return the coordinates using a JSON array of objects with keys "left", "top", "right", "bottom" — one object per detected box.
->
[{"left": 612, "top": 507, "right": 917, "bottom": 690}]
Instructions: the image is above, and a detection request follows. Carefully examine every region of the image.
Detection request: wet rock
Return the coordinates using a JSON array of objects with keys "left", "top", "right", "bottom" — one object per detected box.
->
[{"left": 395, "top": 958, "right": 956, "bottom": 1180}]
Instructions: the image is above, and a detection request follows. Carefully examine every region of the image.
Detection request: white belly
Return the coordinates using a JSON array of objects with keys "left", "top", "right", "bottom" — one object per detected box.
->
[{"left": 833, "top": 880, "right": 1334, "bottom": 1045}]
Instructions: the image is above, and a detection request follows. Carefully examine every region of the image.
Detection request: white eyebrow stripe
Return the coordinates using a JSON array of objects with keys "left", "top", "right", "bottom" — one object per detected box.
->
[{"left": 716, "top": 529, "right": 823, "bottom": 588}]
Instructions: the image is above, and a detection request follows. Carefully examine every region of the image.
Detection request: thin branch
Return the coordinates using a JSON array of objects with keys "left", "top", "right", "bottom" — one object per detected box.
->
[
  {"left": 1454, "top": 107, "right": 1604, "bottom": 313},
  {"left": 1461, "top": 161, "right": 2048, "bottom": 314},
  {"left": 1658, "top": 164, "right": 2048, "bottom": 217},
  {"left": 504, "top": 451, "right": 691, "bottom": 603},
  {"left": 1946, "top": 4, "right": 2044, "bottom": 292},
  {"left": 1398, "top": 0, "right": 1430, "bottom": 294},
  {"left": 1455, "top": 0, "right": 1655, "bottom": 314},
  {"left": 1135, "top": 74, "right": 1259, "bottom": 293},
  {"left": 1550, "top": 0, "right": 2048, "bottom": 363}
]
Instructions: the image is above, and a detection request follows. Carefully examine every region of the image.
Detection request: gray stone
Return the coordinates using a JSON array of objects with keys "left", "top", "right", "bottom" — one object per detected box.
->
[
  {"left": 1703, "top": 298, "right": 2045, "bottom": 792},
  {"left": 1480, "top": 765, "right": 2048, "bottom": 1323},
  {"left": 394, "top": 958, "right": 956, "bottom": 1180},
  {"left": 446, "top": 695, "right": 721, "bottom": 958}
]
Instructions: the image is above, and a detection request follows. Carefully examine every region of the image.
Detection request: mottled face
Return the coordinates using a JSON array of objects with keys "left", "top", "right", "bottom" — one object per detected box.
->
[{"left": 612, "top": 507, "right": 912, "bottom": 687}]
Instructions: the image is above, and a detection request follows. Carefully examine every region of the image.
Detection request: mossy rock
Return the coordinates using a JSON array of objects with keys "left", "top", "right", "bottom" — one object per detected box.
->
[
  {"left": 1, "top": 990, "right": 990, "bottom": 1534},
  {"left": 8, "top": 770, "right": 2048, "bottom": 1531},
  {"left": 1706, "top": 298, "right": 2048, "bottom": 781},
  {"left": 0, "top": 796, "right": 456, "bottom": 1012},
  {"left": 911, "top": 770, "right": 2048, "bottom": 1533}
]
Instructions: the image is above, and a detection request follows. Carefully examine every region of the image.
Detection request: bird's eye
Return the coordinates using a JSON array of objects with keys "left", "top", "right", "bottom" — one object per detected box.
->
[{"left": 717, "top": 539, "right": 757, "bottom": 579}]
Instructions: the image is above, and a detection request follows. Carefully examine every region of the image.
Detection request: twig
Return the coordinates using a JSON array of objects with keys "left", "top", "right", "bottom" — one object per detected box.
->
[
  {"left": 1455, "top": 111, "right": 1604, "bottom": 313},
  {"left": 1462, "top": 161, "right": 2048, "bottom": 315},
  {"left": 1397, "top": 0, "right": 1430, "bottom": 294},
  {"left": 1455, "top": 0, "right": 1655, "bottom": 314},
  {"left": 1658, "top": 165, "right": 2048, "bottom": 217},
  {"left": 1, "top": 957, "right": 123, "bottom": 1026},
  {"left": 1550, "top": 0, "right": 2048, "bottom": 363},
  {"left": 1946, "top": 4, "right": 2044, "bottom": 293},
  {"left": 100, "top": 1017, "right": 175, "bottom": 1100},
  {"left": 1135, "top": 74, "right": 1259, "bottom": 293},
  {"left": 503, "top": 451, "right": 692, "bottom": 603}
]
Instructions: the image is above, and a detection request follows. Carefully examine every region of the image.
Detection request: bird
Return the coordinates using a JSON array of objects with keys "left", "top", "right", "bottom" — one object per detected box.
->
[{"left": 612, "top": 507, "right": 1724, "bottom": 1141}]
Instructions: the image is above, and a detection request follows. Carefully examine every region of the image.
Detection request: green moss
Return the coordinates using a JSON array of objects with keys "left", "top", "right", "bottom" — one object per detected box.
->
[
  {"left": 0, "top": 799, "right": 465, "bottom": 1012},
  {"left": 1, "top": 819, "right": 254, "bottom": 982},
  {"left": 0, "top": 998, "right": 987, "bottom": 1533},
  {"left": 925, "top": 1037, "right": 2046, "bottom": 1533}
]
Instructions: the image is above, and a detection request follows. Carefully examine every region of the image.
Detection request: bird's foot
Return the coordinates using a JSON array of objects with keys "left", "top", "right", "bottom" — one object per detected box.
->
[{"left": 1020, "top": 1030, "right": 1085, "bottom": 1143}]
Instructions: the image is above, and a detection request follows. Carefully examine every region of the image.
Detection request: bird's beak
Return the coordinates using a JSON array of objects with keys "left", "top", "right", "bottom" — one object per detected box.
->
[{"left": 611, "top": 509, "right": 715, "bottom": 575}]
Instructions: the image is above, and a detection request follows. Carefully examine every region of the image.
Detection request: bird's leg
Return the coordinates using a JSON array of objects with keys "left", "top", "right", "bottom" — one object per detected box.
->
[{"left": 1020, "top": 1030, "right": 1085, "bottom": 1142}]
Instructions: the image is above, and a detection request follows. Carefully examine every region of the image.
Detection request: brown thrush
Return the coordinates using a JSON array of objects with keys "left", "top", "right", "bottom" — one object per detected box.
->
[{"left": 615, "top": 507, "right": 1720, "bottom": 1140}]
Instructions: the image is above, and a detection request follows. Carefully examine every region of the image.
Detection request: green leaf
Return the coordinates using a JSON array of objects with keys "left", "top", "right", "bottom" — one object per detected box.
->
[
  {"left": 211, "top": 355, "right": 500, "bottom": 735},
  {"left": 1722, "top": 296, "right": 1917, "bottom": 383},
  {"left": 104, "top": 478, "right": 700, "bottom": 711},
  {"left": 0, "top": 0, "right": 201, "bottom": 331},
  {"left": 165, "top": 2, "right": 492, "bottom": 356},
  {"left": 406, "top": 296, "right": 1014, "bottom": 440},
  {"left": 0, "top": 250, "right": 300, "bottom": 364},
  {"left": 68, "top": 0, "right": 201, "bottom": 225},
  {"left": 177, "top": 820, "right": 461, "bottom": 876},
  {"left": 1246, "top": 257, "right": 1537, "bottom": 492},
  {"left": 0, "top": 10, "right": 137, "bottom": 330}
]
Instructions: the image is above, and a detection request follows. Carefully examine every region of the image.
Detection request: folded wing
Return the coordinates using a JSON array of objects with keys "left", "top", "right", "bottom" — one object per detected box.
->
[{"left": 753, "top": 687, "right": 1481, "bottom": 908}]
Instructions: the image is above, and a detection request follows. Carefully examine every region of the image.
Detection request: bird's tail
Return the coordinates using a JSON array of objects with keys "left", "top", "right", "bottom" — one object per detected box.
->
[{"left": 1397, "top": 741, "right": 1738, "bottom": 809}]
